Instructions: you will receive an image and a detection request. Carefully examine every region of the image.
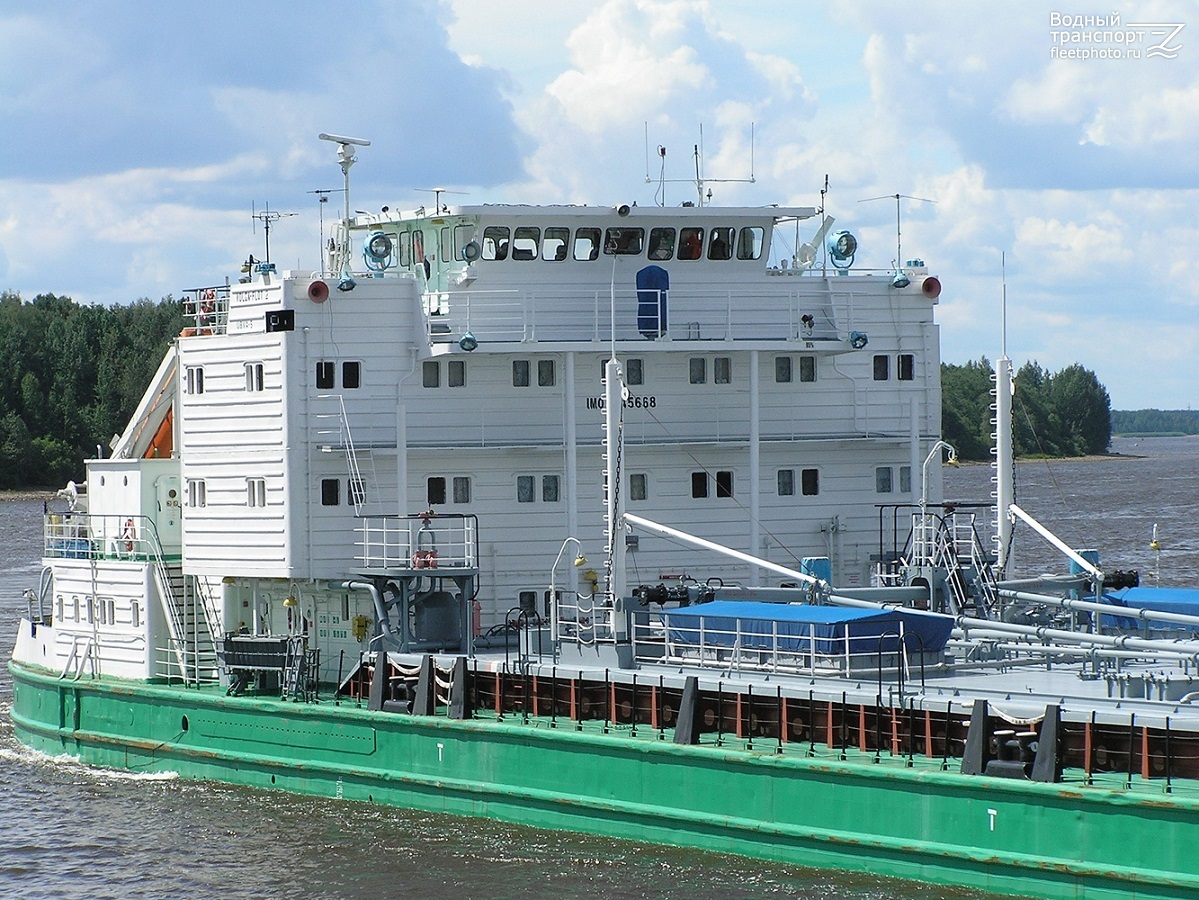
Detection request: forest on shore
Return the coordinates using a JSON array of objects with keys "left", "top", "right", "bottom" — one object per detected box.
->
[{"left": 0, "top": 292, "right": 1169, "bottom": 488}]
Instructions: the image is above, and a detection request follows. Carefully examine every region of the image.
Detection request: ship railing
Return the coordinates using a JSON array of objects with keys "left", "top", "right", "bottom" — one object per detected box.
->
[
  {"left": 632, "top": 610, "right": 911, "bottom": 678},
  {"left": 423, "top": 285, "right": 842, "bottom": 344},
  {"left": 43, "top": 512, "right": 181, "bottom": 564},
  {"left": 181, "top": 285, "right": 230, "bottom": 336},
  {"left": 357, "top": 513, "right": 478, "bottom": 570},
  {"left": 555, "top": 591, "right": 618, "bottom": 646}
]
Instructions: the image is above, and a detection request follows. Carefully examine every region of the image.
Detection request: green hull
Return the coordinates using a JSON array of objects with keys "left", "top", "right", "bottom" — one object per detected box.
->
[{"left": 11, "top": 659, "right": 1199, "bottom": 900}]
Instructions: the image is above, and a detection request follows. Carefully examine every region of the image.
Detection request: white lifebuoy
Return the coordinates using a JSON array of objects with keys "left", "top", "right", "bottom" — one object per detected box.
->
[{"left": 462, "top": 240, "right": 481, "bottom": 262}]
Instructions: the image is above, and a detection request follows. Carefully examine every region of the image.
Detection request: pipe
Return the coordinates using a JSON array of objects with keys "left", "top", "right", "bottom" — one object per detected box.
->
[
  {"left": 341, "top": 580, "right": 394, "bottom": 641},
  {"left": 1009, "top": 503, "right": 1104, "bottom": 581},
  {"left": 1000, "top": 588, "right": 1199, "bottom": 630}
]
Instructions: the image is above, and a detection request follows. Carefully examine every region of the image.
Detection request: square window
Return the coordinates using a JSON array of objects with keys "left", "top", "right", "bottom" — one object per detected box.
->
[
  {"left": 512, "top": 226, "right": 540, "bottom": 260},
  {"left": 452, "top": 476, "right": 471, "bottom": 504},
  {"left": 775, "top": 356, "right": 792, "bottom": 383},
  {"left": 648, "top": 228, "right": 676, "bottom": 261},
  {"left": 316, "top": 361, "right": 335, "bottom": 390},
  {"left": 538, "top": 359, "right": 555, "bottom": 387},
  {"left": 448, "top": 359, "right": 466, "bottom": 387},
  {"left": 777, "top": 469, "right": 795, "bottom": 496},
  {"left": 513, "top": 360, "right": 530, "bottom": 387},
  {"left": 876, "top": 467, "right": 893, "bottom": 493},
  {"left": 427, "top": 477, "right": 447, "bottom": 505},
  {"left": 626, "top": 358, "right": 643, "bottom": 385},
  {"left": 321, "top": 478, "right": 340, "bottom": 506},
  {"left": 708, "top": 227, "right": 733, "bottom": 260},
  {"left": 736, "top": 226, "right": 765, "bottom": 260},
  {"left": 689, "top": 358, "right": 706, "bottom": 384},
  {"left": 542, "top": 475, "right": 560, "bottom": 502},
  {"left": 422, "top": 361, "right": 440, "bottom": 388},
  {"left": 678, "top": 227, "right": 704, "bottom": 260},
  {"left": 343, "top": 361, "right": 361, "bottom": 389},
  {"left": 517, "top": 475, "right": 535, "bottom": 503},
  {"left": 799, "top": 356, "right": 817, "bottom": 382},
  {"left": 630, "top": 473, "right": 647, "bottom": 501},
  {"left": 691, "top": 472, "right": 709, "bottom": 498},
  {"left": 714, "top": 357, "right": 731, "bottom": 384},
  {"left": 716, "top": 470, "right": 734, "bottom": 498},
  {"left": 573, "top": 227, "right": 600, "bottom": 261},
  {"left": 801, "top": 468, "right": 820, "bottom": 496},
  {"left": 898, "top": 353, "right": 915, "bottom": 381},
  {"left": 482, "top": 225, "right": 510, "bottom": 261},
  {"left": 603, "top": 226, "right": 644, "bottom": 255},
  {"left": 542, "top": 227, "right": 570, "bottom": 261},
  {"left": 873, "top": 355, "right": 890, "bottom": 381}
]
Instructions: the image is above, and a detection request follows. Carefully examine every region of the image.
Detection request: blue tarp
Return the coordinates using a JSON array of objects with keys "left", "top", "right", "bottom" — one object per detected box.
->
[
  {"left": 1101, "top": 587, "right": 1199, "bottom": 630},
  {"left": 662, "top": 601, "right": 952, "bottom": 655}
]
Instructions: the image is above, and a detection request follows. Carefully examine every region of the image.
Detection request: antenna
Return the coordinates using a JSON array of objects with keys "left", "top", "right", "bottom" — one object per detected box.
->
[
  {"left": 1001, "top": 251, "right": 1008, "bottom": 358},
  {"left": 308, "top": 189, "right": 343, "bottom": 276},
  {"left": 643, "top": 122, "right": 757, "bottom": 206},
  {"left": 251, "top": 202, "right": 297, "bottom": 264},
  {"left": 415, "top": 186, "right": 468, "bottom": 215},
  {"left": 318, "top": 133, "right": 371, "bottom": 280},
  {"left": 858, "top": 192, "right": 936, "bottom": 268}
]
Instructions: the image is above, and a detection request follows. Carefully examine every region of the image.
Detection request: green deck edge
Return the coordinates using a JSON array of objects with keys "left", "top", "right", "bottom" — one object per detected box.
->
[{"left": 11, "top": 660, "right": 1199, "bottom": 900}]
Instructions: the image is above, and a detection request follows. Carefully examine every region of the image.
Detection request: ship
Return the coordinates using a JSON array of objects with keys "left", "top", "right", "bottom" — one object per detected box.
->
[{"left": 11, "top": 136, "right": 1199, "bottom": 900}]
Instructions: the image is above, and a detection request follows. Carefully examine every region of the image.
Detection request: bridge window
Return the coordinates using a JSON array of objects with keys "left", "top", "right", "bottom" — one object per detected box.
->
[
  {"left": 604, "top": 227, "right": 643, "bottom": 255},
  {"left": 573, "top": 228, "right": 600, "bottom": 261},
  {"left": 542, "top": 227, "right": 569, "bottom": 261},
  {"left": 482, "top": 226, "right": 509, "bottom": 261},
  {"left": 512, "top": 226, "right": 540, "bottom": 260},
  {"left": 396, "top": 231, "right": 412, "bottom": 267},
  {"left": 737, "top": 226, "right": 765, "bottom": 260},
  {"left": 708, "top": 227, "right": 733, "bottom": 260},
  {"left": 678, "top": 227, "right": 703, "bottom": 260},
  {"left": 648, "top": 228, "right": 676, "bottom": 260}
]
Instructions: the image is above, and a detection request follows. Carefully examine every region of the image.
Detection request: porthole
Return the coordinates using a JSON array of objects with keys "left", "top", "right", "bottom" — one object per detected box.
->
[{"left": 181, "top": 715, "right": 189, "bottom": 732}]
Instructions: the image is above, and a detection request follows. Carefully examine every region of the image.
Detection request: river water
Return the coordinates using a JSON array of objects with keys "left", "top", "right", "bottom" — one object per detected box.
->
[{"left": 2, "top": 435, "right": 1195, "bottom": 899}]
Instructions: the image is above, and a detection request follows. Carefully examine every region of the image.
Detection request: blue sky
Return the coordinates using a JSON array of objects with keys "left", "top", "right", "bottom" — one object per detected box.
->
[{"left": 1, "top": 0, "right": 1195, "bottom": 409}]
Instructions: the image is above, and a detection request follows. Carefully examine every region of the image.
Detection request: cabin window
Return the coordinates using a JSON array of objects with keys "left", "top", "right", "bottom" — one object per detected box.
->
[
  {"left": 542, "top": 227, "right": 569, "bottom": 261},
  {"left": 187, "top": 478, "right": 207, "bottom": 508},
  {"left": 427, "top": 477, "right": 447, "bottom": 505},
  {"left": 452, "top": 476, "right": 471, "bottom": 504},
  {"left": 689, "top": 358, "right": 706, "bottom": 384},
  {"left": 900, "top": 466, "right": 912, "bottom": 493},
  {"left": 801, "top": 468, "right": 820, "bottom": 496},
  {"left": 714, "top": 356, "right": 732, "bottom": 384},
  {"left": 245, "top": 362, "right": 264, "bottom": 392},
  {"left": 708, "top": 227, "right": 733, "bottom": 260},
  {"left": 876, "top": 467, "right": 894, "bottom": 493},
  {"left": 448, "top": 360, "right": 466, "bottom": 388},
  {"left": 396, "top": 231, "right": 412, "bottom": 267},
  {"left": 512, "top": 226, "right": 540, "bottom": 260},
  {"left": 439, "top": 226, "right": 454, "bottom": 263},
  {"left": 573, "top": 228, "right": 600, "bottom": 261},
  {"left": 512, "top": 360, "right": 530, "bottom": 387},
  {"left": 647, "top": 228, "right": 676, "bottom": 261},
  {"left": 775, "top": 356, "right": 792, "bottom": 383},
  {"left": 630, "top": 473, "right": 648, "bottom": 501},
  {"left": 603, "top": 227, "right": 644, "bottom": 255},
  {"left": 542, "top": 475, "right": 560, "bottom": 502},
  {"left": 626, "top": 357, "right": 643, "bottom": 385},
  {"left": 422, "top": 361, "right": 440, "bottom": 388},
  {"left": 186, "top": 366, "right": 205, "bottom": 395},
  {"left": 873, "top": 355, "right": 890, "bottom": 381},
  {"left": 247, "top": 477, "right": 266, "bottom": 507},
  {"left": 799, "top": 356, "right": 817, "bottom": 383},
  {"left": 517, "top": 475, "right": 535, "bottom": 503},
  {"left": 737, "top": 226, "right": 765, "bottom": 260},
  {"left": 321, "top": 478, "right": 340, "bottom": 506},
  {"left": 537, "top": 359, "right": 556, "bottom": 387},
  {"left": 482, "top": 226, "right": 509, "bottom": 261},
  {"left": 691, "top": 472, "right": 708, "bottom": 498},
  {"left": 778, "top": 469, "right": 795, "bottom": 496},
  {"left": 412, "top": 230, "right": 427, "bottom": 269},
  {"left": 454, "top": 224, "right": 475, "bottom": 260},
  {"left": 343, "top": 361, "right": 361, "bottom": 389},
  {"left": 898, "top": 353, "right": 915, "bottom": 381},
  {"left": 715, "top": 470, "right": 734, "bottom": 498},
  {"left": 349, "top": 477, "right": 366, "bottom": 507},
  {"left": 678, "top": 228, "right": 703, "bottom": 260},
  {"left": 316, "top": 361, "right": 335, "bottom": 390}
]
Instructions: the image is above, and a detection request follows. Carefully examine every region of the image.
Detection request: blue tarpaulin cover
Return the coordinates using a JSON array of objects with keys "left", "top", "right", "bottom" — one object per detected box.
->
[
  {"left": 1101, "top": 587, "right": 1199, "bottom": 629},
  {"left": 662, "top": 601, "right": 952, "bottom": 655}
]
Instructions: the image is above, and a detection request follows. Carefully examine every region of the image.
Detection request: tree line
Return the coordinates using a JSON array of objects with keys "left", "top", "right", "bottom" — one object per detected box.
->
[
  {"left": 0, "top": 292, "right": 182, "bottom": 488},
  {"left": 941, "top": 357, "right": 1112, "bottom": 461},
  {"left": 0, "top": 291, "right": 1138, "bottom": 487}
]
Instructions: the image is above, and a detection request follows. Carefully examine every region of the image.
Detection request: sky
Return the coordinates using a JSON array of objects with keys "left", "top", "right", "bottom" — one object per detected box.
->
[{"left": 0, "top": 0, "right": 1195, "bottom": 409}]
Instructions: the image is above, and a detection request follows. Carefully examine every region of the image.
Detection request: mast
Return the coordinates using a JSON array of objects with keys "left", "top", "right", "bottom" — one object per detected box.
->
[{"left": 994, "top": 256, "right": 1015, "bottom": 576}]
